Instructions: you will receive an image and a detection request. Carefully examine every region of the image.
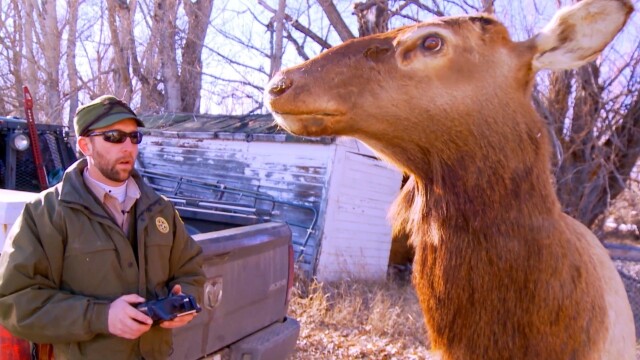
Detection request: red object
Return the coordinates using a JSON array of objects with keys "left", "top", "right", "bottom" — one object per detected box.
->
[
  {"left": 0, "top": 325, "right": 31, "bottom": 359},
  {"left": 23, "top": 86, "right": 48, "bottom": 190},
  {"left": 285, "top": 243, "right": 294, "bottom": 307},
  {"left": 35, "top": 343, "right": 54, "bottom": 360}
]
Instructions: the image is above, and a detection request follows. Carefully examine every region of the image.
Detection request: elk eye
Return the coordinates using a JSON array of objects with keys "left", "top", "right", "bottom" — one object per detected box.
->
[{"left": 422, "top": 36, "right": 443, "bottom": 52}]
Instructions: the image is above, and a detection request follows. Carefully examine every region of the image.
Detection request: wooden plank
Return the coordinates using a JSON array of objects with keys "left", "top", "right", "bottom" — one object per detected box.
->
[
  {"left": 317, "top": 144, "right": 402, "bottom": 281},
  {"left": 329, "top": 210, "right": 392, "bottom": 226},
  {"left": 140, "top": 152, "right": 326, "bottom": 199},
  {"left": 320, "top": 256, "right": 390, "bottom": 271},
  {"left": 146, "top": 138, "right": 330, "bottom": 168},
  {"left": 338, "top": 192, "right": 397, "bottom": 210},
  {"left": 138, "top": 134, "right": 333, "bottom": 277},
  {"left": 336, "top": 203, "right": 389, "bottom": 219},
  {"left": 326, "top": 224, "right": 392, "bottom": 239},
  {"left": 344, "top": 151, "right": 400, "bottom": 180},
  {"left": 142, "top": 140, "right": 329, "bottom": 184},
  {"left": 316, "top": 254, "right": 388, "bottom": 280},
  {"left": 339, "top": 174, "right": 401, "bottom": 195}
]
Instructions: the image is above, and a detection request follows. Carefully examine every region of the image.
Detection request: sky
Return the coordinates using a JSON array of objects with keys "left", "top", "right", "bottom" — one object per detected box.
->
[{"left": 196, "top": 0, "right": 639, "bottom": 115}]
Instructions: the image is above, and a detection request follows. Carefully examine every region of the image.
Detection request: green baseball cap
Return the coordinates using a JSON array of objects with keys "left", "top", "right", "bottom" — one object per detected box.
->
[{"left": 74, "top": 95, "right": 144, "bottom": 137}]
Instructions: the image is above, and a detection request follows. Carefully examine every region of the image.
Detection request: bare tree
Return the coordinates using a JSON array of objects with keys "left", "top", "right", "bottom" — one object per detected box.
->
[
  {"left": 536, "top": 52, "right": 640, "bottom": 228},
  {"left": 153, "top": 0, "right": 181, "bottom": 111},
  {"left": 318, "top": 0, "right": 354, "bottom": 41},
  {"left": 259, "top": 0, "right": 333, "bottom": 50},
  {"left": 34, "top": 0, "right": 62, "bottom": 123},
  {"left": 354, "top": 0, "right": 389, "bottom": 37},
  {"left": 106, "top": 0, "right": 134, "bottom": 102},
  {"left": 103, "top": 0, "right": 214, "bottom": 113},
  {"left": 22, "top": 0, "right": 39, "bottom": 117},
  {"left": 180, "top": 0, "right": 214, "bottom": 113},
  {"left": 67, "top": 0, "right": 80, "bottom": 128},
  {"left": 270, "top": 0, "right": 287, "bottom": 77},
  {"left": 481, "top": 0, "right": 495, "bottom": 13},
  {"left": 129, "top": 0, "right": 164, "bottom": 112}
]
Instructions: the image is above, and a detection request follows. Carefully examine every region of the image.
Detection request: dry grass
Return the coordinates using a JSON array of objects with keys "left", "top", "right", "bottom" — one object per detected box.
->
[
  {"left": 288, "top": 275, "right": 640, "bottom": 360},
  {"left": 287, "top": 185, "right": 640, "bottom": 359},
  {"left": 289, "top": 277, "right": 431, "bottom": 359},
  {"left": 601, "top": 185, "right": 640, "bottom": 244}
]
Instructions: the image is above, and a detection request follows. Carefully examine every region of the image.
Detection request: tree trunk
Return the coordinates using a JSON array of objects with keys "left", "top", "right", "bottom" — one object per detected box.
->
[
  {"left": 154, "top": 0, "right": 181, "bottom": 112},
  {"left": 318, "top": 0, "right": 354, "bottom": 41},
  {"left": 35, "top": 0, "right": 62, "bottom": 123},
  {"left": 481, "top": 0, "right": 495, "bottom": 13},
  {"left": 354, "top": 0, "right": 389, "bottom": 37},
  {"left": 538, "top": 60, "right": 640, "bottom": 230},
  {"left": 66, "top": 0, "right": 80, "bottom": 129},
  {"left": 8, "top": 0, "right": 25, "bottom": 113},
  {"left": 269, "top": 0, "right": 286, "bottom": 78},
  {"left": 106, "top": 0, "right": 134, "bottom": 102},
  {"left": 22, "top": 1, "right": 39, "bottom": 120},
  {"left": 129, "top": 0, "right": 163, "bottom": 113},
  {"left": 559, "top": 64, "right": 602, "bottom": 225},
  {"left": 180, "top": 0, "right": 214, "bottom": 113},
  {"left": 259, "top": 0, "right": 333, "bottom": 50}
]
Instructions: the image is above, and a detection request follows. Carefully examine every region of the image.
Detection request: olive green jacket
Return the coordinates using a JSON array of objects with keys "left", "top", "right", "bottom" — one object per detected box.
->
[{"left": 0, "top": 159, "right": 204, "bottom": 359}]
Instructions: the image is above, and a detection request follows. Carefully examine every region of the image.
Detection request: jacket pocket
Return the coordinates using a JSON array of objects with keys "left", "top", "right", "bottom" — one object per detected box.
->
[
  {"left": 65, "top": 239, "right": 116, "bottom": 255},
  {"left": 62, "top": 237, "right": 124, "bottom": 297}
]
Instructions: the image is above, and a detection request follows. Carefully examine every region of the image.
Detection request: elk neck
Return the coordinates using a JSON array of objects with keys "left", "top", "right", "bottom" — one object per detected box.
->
[
  {"left": 385, "top": 105, "right": 609, "bottom": 358},
  {"left": 384, "top": 102, "right": 563, "bottom": 246}
]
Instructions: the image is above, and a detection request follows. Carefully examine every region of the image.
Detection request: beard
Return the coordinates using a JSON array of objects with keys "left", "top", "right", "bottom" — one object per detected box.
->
[
  {"left": 93, "top": 154, "right": 135, "bottom": 183},
  {"left": 86, "top": 136, "right": 138, "bottom": 184}
]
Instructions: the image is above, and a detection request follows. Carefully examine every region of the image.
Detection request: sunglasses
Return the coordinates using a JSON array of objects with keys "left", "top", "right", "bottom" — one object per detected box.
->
[{"left": 87, "top": 130, "right": 144, "bottom": 144}]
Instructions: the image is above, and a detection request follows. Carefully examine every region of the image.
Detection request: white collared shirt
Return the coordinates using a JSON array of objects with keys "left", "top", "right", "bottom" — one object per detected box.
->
[{"left": 83, "top": 168, "right": 141, "bottom": 235}]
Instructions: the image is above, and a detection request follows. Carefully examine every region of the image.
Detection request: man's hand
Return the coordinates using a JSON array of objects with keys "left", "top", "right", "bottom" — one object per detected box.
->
[
  {"left": 108, "top": 294, "right": 153, "bottom": 339},
  {"left": 159, "top": 284, "right": 198, "bottom": 329}
]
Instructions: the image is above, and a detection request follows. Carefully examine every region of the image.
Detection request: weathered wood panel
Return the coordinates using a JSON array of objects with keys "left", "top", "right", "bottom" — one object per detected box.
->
[
  {"left": 138, "top": 129, "right": 403, "bottom": 280},
  {"left": 137, "top": 134, "right": 333, "bottom": 275},
  {"left": 316, "top": 149, "right": 402, "bottom": 281}
]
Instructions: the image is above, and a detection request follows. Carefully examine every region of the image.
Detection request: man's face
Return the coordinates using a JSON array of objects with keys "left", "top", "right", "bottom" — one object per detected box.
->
[{"left": 78, "top": 118, "right": 140, "bottom": 186}]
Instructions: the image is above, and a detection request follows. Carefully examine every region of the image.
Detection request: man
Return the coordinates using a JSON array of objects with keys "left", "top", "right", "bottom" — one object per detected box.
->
[{"left": 0, "top": 95, "right": 205, "bottom": 359}]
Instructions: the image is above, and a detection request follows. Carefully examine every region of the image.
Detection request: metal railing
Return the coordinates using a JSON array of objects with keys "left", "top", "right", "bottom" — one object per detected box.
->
[{"left": 138, "top": 168, "right": 319, "bottom": 266}]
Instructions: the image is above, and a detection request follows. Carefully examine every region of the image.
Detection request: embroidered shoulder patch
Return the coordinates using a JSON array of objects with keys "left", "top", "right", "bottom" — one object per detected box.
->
[{"left": 156, "top": 217, "right": 170, "bottom": 234}]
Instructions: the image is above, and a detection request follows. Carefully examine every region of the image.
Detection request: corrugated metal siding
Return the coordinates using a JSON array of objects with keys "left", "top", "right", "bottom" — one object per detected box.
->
[
  {"left": 137, "top": 134, "right": 332, "bottom": 275},
  {"left": 316, "top": 149, "right": 403, "bottom": 281}
]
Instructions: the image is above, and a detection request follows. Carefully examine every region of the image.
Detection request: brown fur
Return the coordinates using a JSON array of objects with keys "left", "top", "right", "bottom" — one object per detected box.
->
[{"left": 265, "top": 3, "right": 634, "bottom": 359}]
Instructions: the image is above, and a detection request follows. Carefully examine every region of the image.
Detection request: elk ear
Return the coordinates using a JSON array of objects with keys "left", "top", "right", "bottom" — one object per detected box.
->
[{"left": 530, "top": 0, "right": 633, "bottom": 71}]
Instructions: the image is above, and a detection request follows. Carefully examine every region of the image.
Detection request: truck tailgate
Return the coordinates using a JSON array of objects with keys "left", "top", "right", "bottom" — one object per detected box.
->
[{"left": 170, "top": 222, "right": 293, "bottom": 359}]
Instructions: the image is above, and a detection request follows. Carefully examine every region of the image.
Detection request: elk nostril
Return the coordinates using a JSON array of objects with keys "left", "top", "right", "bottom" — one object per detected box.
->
[{"left": 269, "top": 77, "right": 293, "bottom": 97}]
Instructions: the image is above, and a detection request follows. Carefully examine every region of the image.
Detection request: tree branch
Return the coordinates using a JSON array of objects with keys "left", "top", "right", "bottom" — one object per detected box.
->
[
  {"left": 401, "top": 0, "right": 445, "bottom": 17},
  {"left": 258, "top": 0, "right": 333, "bottom": 50},
  {"left": 285, "top": 26, "right": 310, "bottom": 61},
  {"left": 201, "top": 71, "right": 263, "bottom": 92},
  {"left": 318, "top": 0, "right": 354, "bottom": 41}
]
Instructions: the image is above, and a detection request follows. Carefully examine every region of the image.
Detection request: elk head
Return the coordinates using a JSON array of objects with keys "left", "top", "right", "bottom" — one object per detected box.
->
[{"left": 264, "top": 0, "right": 632, "bottom": 174}]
